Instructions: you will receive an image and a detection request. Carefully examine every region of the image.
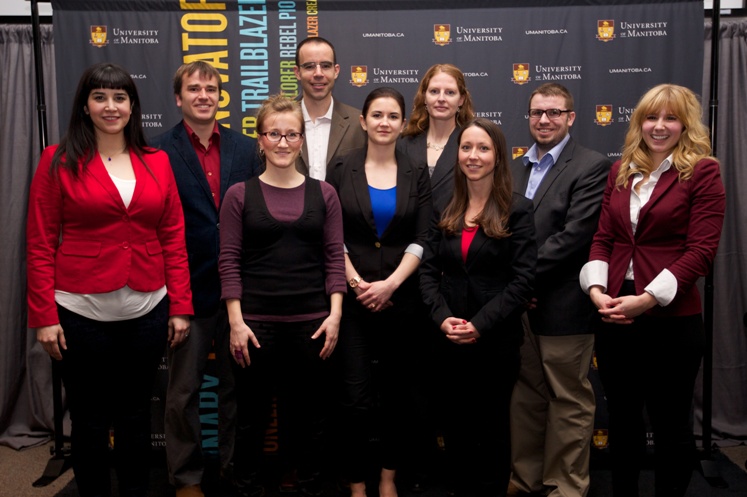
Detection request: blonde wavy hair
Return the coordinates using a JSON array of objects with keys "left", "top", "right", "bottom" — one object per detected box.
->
[
  {"left": 617, "top": 84, "right": 715, "bottom": 189},
  {"left": 402, "top": 63, "right": 475, "bottom": 137}
]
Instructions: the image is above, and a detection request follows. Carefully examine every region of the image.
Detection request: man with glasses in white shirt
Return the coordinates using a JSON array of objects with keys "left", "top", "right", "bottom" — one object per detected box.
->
[
  {"left": 293, "top": 37, "right": 366, "bottom": 180},
  {"left": 509, "top": 83, "right": 611, "bottom": 497}
]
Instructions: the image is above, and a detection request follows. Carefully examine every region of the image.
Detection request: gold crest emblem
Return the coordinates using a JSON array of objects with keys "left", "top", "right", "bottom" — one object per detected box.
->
[
  {"left": 350, "top": 66, "right": 368, "bottom": 88},
  {"left": 593, "top": 429, "right": 609, "bottom": 449},
  {"left": 596, "top": 20, "right": 615, "bottom": 42},
  {"left": 90, "top": 25, "right": 108, "bottom": 48},
  {"left": 433, "top": 24, "right": 451, "bottom": 46},
  {"left": 512, "top": 147, "right": 528, "bottom": 160},
  {"left": 595, "top": 105, "right": 613, "bottom": 126},
  {"left": 511, "top": 63, "right": 530, "bottom": 85}
]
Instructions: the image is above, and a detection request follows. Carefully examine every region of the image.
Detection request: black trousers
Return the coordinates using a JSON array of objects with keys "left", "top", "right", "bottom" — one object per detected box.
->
[
  {"left": 334, "top": 302, "right": 435, "bottom": 483},
  {"left": 58, "top": 298, "right": 169, "bottom": 497},
  {"left": 232, "top": 317, "right": 331, "bottom": 494},
  {"left": 595, "top": 299, "right": 704, "bottom": 497},
  {"left": 436, "top": 333, "right": 521, "bottom": 497}
]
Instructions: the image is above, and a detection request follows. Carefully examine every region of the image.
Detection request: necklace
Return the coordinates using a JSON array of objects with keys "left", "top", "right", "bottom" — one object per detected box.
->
[
  {"left": 99, "top": 146, "right": 127, "bottom": 162},
  {"left": 427, "top": 141, "right": 446, "bottom": 152}
]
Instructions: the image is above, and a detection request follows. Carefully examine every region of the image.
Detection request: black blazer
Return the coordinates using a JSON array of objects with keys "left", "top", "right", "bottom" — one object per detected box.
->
[
  {"left": 397, "top": 127, "right": 461, "bottom": 213},
  {"left": 510, "top": 137, "right": 611, "bottom": 335},
  {"left": 419, "top": 194, "right": 536, "bottom": 342},
  {"left": 327, "top": 147, "right": 433, "bottom": 308},
  {"left": 151, "top": 122, "right": 261, "bottom": 317}
]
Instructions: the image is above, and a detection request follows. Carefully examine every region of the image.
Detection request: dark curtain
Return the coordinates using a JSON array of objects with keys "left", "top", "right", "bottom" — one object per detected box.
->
[
  {"left": 695, "top": 17, "right": 747, "bottom": 446},
  {"left": 0, "top": 23, "right": 63, "bottom": 450}
]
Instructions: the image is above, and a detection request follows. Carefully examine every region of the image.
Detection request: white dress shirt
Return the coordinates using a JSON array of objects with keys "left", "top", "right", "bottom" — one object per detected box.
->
[{"left": 302, "top": 98, "right": 334, "bottom": 181}]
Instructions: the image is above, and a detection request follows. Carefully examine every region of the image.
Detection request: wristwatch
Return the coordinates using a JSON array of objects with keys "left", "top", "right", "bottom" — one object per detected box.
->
[{"left": 348, "top": 276, "right": 362, "bottom": 288}]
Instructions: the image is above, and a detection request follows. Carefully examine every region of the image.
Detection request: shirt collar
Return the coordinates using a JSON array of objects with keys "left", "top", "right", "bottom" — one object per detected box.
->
[
  {"left": 632, "top": 153, "right": 673, "bottom": 177},
  {"left": 522, "top": 133, "right": 571, "bottom": 167},
  {"left": 301, "top": 97, "right": 335, "bottom": 123},
  {"left": 182, "top": 120, "right": 220, "bottom": 144}
]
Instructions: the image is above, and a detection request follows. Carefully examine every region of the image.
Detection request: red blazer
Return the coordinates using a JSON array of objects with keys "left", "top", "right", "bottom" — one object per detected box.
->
[
  {"left": 589, "top": 159, "right": 725, "bottom": 317},
  {"left": 27, "top": 145, "right": 193, "bottom": 328}
]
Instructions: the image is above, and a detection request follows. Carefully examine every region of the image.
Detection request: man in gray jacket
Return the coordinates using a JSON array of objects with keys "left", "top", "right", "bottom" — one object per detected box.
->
[{"left": 509, "top": 83, "right": 611, "bottom": 497}]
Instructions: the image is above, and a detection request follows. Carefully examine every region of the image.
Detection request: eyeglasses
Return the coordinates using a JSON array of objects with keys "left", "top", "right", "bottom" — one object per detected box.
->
[
  {"left": 528, "top": 108, "right": 572, "bottom": 119},
  {"left": 299, "top": 61, "right": 335, "bottom": 72},
  {"left": 260, "top": 131, "right": 303, "bottom": 143}
]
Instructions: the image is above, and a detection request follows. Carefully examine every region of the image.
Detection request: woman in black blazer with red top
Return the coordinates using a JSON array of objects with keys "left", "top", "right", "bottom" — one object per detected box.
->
[
  {"left": 327, "top": 87, "right": 432, "bottom": 497},
  {"left": 419, "top": 118, "right": 536, "bottom": 497},
  {"left": 580, "top": 84, "right": 725, "bottom": 497}
]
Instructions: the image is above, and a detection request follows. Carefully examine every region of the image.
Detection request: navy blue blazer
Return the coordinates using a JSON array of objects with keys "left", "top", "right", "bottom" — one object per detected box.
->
[{"left": 151, "top": 122, "right": 261, "bottom": 317}]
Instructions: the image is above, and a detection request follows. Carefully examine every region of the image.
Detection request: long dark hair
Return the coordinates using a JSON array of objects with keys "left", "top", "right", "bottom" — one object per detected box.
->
[
  {"left": 439, "top": 118, "right": 512, "bottom": 239},
  {"left": 51, "top": 62, "right": 151, "bottom": 177}
]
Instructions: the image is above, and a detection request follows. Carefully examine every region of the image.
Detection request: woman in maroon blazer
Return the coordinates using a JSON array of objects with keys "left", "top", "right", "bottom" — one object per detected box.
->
[
  {"left": 26, "top": 63, "right": 192, "bottom": 497},
  {"left": 580, "top": 84, "right": 725, "bottom": 497}
]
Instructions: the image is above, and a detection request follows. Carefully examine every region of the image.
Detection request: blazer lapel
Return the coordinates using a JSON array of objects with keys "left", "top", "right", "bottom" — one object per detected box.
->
[
  {"left": 129, "top": 151, "right": 147, "bottom": 208},
  {"left": 350, "top": 157, "right": 377, "bottom": 234},
  {"left": 174, "top": 125, "right": 217, "bottom": 211},
  {"left": 300, "top": 138, "right": 310, "bottom": 172},
  {"left": 531, "top": 139, "right": 574, "bottom": 209},
  {"left": 327, "top": 104, "right": 351, "bottom": 164},
  {"left": 87, "top": 154, "right": 127, "bottom": 209},
  {"left": 612, "top": 181, "right": 635, "bottom": 239},
  {"left": 429, "top": 127, "right": 459, "bottom": 189},
  {"left": 381, "top": 153, "right": 413, "bottom": 239},
  {"left": 513, "top": 159, "right": 531, "bottom": 196},
  {"left": 464, "top": 228, "right": 489, "bottom": 268},
  {"left": 638, "top": 166, "right": 678, "bottom": 223},
  {"left": 219, "top": 126, "right": 238, "bottom": 201}
]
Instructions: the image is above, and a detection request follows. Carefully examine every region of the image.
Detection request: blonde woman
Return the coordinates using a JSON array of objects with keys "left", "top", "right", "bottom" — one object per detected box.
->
[
  {"left": 219, "top": 95, "right": 346, "bottom": 497},
  {"left": 580, "top": 84, "right": 726, "bottom": 497}
]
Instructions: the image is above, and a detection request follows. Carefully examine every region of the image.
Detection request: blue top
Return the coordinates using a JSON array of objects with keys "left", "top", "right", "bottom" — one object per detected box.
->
[{"left": 368, "top": 185, "right": 397, "bottom": 238}]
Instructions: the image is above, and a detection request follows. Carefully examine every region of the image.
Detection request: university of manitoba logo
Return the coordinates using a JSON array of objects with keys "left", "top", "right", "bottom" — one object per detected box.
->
[
  {"left": 593, "top": 429, "right": 609, "bottom": 449},
  {"left": 90, "top": 25, "right": 109, "bottom": 48},
  {"left": 597, "top": 20, "right": 615, "bottom": 42},
  {"left": 512, "top": 147, "right": 528, "bottom": 160},
  {"left": 511, "top": 63, "right": 530, "bottom": 85},
  {"left": 433, "top": 24, "right": 451, "bottom": 46},
  {"left": 350, "top": 66, "right": 368, "bottom": 87},
  {"left": 595, "top": 105, "right": 614, "bottom": 126}
]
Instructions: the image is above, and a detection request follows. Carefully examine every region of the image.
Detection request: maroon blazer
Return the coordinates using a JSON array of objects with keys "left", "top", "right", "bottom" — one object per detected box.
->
[
  {"left": 588, "top": 158, "right": 725, "bottom": 317},
  {"left": 27, "top": 145, "right": 193, "bottom": 328}
]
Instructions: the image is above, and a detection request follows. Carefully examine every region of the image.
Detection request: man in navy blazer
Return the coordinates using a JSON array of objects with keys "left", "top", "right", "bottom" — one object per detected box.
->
[
  {"left": 293, "top": 36, "right": 366, "bottom": 180},
  {"left": 509, "top": 84, "right": 612, "bottom": 497},
  {"left": 151, "top": 61, "right": 261, "bottom": 497}
]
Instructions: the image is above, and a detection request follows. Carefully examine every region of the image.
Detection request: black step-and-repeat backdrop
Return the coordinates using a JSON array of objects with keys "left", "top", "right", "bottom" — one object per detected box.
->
[{"left": 51, "top": 0, "right": 705, "bottom": 456}]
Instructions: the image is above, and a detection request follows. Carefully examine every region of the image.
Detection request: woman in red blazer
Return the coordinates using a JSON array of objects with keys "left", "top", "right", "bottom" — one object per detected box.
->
[
  {"left": 580, "top": 84, "right": 725, "bottom": 497},
  {"left": 26, "top": 63, "right": 193, "bottom": 497}
]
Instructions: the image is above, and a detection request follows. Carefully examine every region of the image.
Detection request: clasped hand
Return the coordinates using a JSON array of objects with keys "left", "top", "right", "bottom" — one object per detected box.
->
[
  {"left": 440, "top": 317, "right": 480, "bottom": 345},
  {"left": 354, "top": 280, "right": 394, "bottom": 312},
  {"left": 590, "top": 287, "right": 657, "bottom": 325}
]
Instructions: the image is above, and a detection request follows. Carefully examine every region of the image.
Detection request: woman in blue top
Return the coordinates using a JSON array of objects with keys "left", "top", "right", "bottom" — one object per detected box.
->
[{"left": 327, "top": 87, "right": 432, "bottom": 497}]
